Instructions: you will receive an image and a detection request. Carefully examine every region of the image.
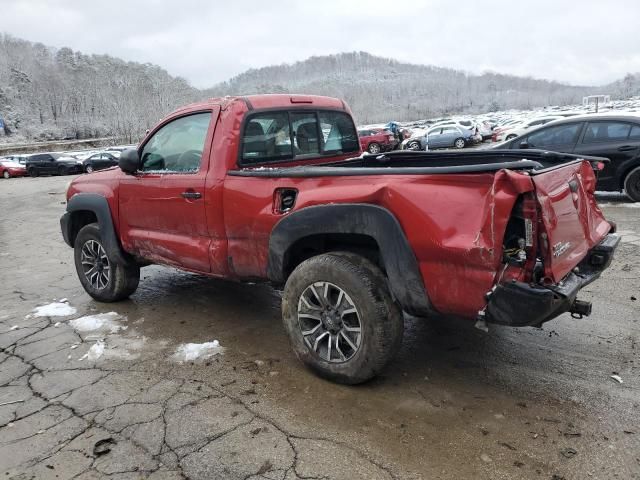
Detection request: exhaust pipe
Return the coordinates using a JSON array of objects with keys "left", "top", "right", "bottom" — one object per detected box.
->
[{"left": 570, "top": 299, "right": 592, "bottom": 319}]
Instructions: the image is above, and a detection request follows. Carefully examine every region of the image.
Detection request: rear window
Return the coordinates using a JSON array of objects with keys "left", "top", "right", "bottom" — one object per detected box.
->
[
  {"left": 582, "top": 122, "right": 632, "bottom": 143},
  {"left": 241, "top": 110, "right": 358, "bottom": 165}
]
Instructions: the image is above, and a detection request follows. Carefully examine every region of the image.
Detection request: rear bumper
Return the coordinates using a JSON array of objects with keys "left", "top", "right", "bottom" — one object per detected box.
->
[{"left": 485, "top": 233, "right": 620, "bottom": 327}]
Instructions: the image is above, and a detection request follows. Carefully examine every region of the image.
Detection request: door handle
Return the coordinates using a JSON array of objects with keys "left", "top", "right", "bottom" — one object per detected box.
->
[
  {"left": 181, "top": 191, "right": 202, "bottom": 200},
  {"left": 618, "top": 145, "right": 637, "bottom": 152}
]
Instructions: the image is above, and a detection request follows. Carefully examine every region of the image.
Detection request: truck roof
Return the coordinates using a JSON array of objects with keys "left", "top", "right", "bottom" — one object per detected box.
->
[{"left": 171, "top": 94, "right": 348, "bottom": 117}]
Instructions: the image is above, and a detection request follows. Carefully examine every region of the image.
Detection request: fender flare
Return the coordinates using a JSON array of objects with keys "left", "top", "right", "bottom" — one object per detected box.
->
[
  {"left": 61, "top": 193, "right": 132, "bottom": 266},
  {"left": 268, "top": 204, "right": 432, "bottom": 316}
]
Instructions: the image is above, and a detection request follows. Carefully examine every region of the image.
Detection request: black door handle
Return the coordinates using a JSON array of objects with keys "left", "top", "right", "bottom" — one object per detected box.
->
[
  {"left": 181, "top": 191, "right": 202, "bottom": 200},
  {"left": 618, "top": 145, "right": 637, "bottom": 152}
]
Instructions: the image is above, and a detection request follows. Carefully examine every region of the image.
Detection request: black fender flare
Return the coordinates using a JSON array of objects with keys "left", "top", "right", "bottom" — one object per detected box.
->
[
  {"left": 61, "top": 193, "right": 132, "bottom": 266},
  {"left": 268, "top": 204, "right": 433, "bottom": 316}
]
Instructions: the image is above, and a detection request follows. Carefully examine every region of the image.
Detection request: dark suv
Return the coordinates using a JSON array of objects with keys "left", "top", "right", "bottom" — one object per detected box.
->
[
  {"left": 499, "top": 114, "right": 640, "bottom": 201},
  {"left": 25, "top": 153, "right": 83, "bottom": 177}
]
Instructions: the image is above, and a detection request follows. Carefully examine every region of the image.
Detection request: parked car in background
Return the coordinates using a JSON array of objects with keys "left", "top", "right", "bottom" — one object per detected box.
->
[
  {"left": 1, "top": 154, "right": 29, "bottom": 165},
  {"left": 25, "top": 153, "right": 83, "bottom": 177},
  {"left": 0, "top": 158, "right": 27, "bottom": 178},
  {"left": 358, "top": 128, "right": 397, "bottom": 153},
  {"left": 406, "top": 125, "right": 475, "bottom": 150},
  {"left": 81, "top": 152, "right": 119, "bottom": 173},
  {"left": 493, "top": 116, "right": 562, "bottom": 142},
  {"left": 498, "top": 114, "right": 640, "bottom": 201}
]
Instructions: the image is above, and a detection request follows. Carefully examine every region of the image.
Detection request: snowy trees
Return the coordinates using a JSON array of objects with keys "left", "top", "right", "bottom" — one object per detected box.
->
[{"left": 0, "top": 34, "right": 198, "bottom": 141}]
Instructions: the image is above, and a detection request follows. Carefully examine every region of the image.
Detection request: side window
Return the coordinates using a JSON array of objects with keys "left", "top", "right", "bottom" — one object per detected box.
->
[
  {"left": 582, "top": 122, "right": 632, "bottom": 143},
  {"left": 527, "top": 123, "right": 581, "bottom": 148},
  {"left": 141, "top": 112, "right": 211, "bottom": 173},
  {"left": 318, "top": 111, "right": 358, "bottom": 153},
  {"left": 630, "top": 125, "right": 640, "bottom": 140}
]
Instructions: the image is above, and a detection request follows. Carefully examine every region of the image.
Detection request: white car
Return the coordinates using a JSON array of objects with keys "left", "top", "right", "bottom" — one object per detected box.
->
[{"left": 494, "top": 116, "right": 563, "bottom": 142}]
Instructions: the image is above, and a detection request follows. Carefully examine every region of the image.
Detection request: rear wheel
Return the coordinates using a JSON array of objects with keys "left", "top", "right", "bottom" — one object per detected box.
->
[
  {"left": 282, "top": 253, "right": 403, "bottom": 384},
  {"left": 367, "top": 142, "right": 381, "bottom": 154},
  {"left": 454, "top": 138, "right": 466, "bottom": 149},
  {"left": 624, "top": 166, "right": 640, "bottom": 202},
  {"left": 28, "top": 168, "right": 38, "bottom": 177},
  {"left": 2, "top": 170, "right": 10, "bottom": 179},
  {"left": 74, "top": 223, "right": 140, "bottom": 302}
]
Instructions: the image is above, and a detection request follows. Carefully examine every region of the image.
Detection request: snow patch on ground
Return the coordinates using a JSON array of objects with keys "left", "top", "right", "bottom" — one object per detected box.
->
[
  {"left": 31, "top": 302, "right": 77, "bottom": 317},
  {"left": 171, "top": 341, "right": 223, "bottom": 362},
  {"left": 69, "top": 312, "right": 126, "bottom": 333},
  {"left": 80, "top": 340, "right": 105, "bottom": 361}
]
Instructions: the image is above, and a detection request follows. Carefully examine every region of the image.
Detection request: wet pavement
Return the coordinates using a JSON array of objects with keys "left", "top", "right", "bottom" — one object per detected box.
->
[{"left": 0, "top": 176, "right": 638, "bottom": 480}]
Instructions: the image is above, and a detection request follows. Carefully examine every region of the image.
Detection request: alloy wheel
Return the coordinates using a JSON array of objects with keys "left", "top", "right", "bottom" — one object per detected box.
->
[
  {"left": 80, "top": 240, "right": 110, "bottom": 290},
  {"left": 297, "top": 281, "right": 362, "bottom": 363}
]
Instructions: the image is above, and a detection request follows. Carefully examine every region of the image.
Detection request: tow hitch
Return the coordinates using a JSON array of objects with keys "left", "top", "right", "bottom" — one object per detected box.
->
[{"left": 570, "top": 299, "right": 592, "bottom": 319}]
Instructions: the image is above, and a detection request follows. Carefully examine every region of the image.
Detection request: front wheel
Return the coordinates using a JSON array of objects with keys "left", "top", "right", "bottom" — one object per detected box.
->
[
  {"left": 367, "top": 142, "right": 381, "bottom": 154},
  {"left": 74, "top": 223, "right": 140, "bottom": 302},
  {"left": 2, "top": 170, "right": 10, "bottom": 179},
  {"left": 506, "top": 134, "right": 517, "bottom": 140},
  {"left": 282, "top": 253, "right": 403, "bottom": 384},
  {"left": 624, "top": 166, "right": 640, "bottom": 202},
  {"left": 406, "top": 140, "right": 421, "bottom": 151},
  {"left": 454, "top": 138, "right": 466, "bottom": 149},
  {"left": 85, "top": 164, "right": 94, "bottom": 173}
]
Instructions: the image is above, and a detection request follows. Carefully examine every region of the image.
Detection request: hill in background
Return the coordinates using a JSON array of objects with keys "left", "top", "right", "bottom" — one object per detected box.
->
[{"left": 1, "top": 34, "right": 639, "bottom": 142}]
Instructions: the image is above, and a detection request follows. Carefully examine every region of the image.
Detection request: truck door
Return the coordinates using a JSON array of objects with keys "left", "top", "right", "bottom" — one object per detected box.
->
[{"left": 118, "top": 109, "right": 218, "bottom": 273}]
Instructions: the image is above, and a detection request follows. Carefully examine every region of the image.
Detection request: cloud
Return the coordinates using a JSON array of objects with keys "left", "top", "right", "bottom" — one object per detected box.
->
[{"left": 0, "top": 0, "right": 638, "bottom": 88}]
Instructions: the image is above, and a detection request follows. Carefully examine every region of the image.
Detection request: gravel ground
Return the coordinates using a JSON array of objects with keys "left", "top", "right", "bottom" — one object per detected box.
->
[{"left": 0, "top": 175, "right": 638, "bottom": 480}]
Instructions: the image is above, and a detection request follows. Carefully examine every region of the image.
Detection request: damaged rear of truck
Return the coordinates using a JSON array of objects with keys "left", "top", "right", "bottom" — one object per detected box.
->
[{"left": 224, "top": 150, "right": 619, "bottom": 382}]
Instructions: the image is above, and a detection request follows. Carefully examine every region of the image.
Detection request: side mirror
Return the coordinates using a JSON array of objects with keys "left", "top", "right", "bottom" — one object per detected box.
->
[
  {"left": 519, "top": 140, "right": 529, "bottom": 149},
  {"left": 119, "top": 149, "right": 140, "bottom": 174}
]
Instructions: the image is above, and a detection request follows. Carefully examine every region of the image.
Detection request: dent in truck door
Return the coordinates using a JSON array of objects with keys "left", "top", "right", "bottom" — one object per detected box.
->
[{"left": 118, "top": 110, "right": 219, "bottom": 272}]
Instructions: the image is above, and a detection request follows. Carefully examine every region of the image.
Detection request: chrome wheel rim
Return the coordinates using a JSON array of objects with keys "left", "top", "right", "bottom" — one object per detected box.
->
[
  {"left": 86, "top": 165, "right": 93, "bottom": 173},
  {"left": 369, "top": 144, "right": 380, "bottom": 154},
  {"left": 407, "top": 142, "right": 420, "bottom": 151},
  {"left": 81, "top": 240, "right": 110, "bottom": 290},
  {"left": 297, "top": 281, "right": 362, "bottom": 363},
  {"left": 455, "top": 139, "right": 465, "bottom": 148}
]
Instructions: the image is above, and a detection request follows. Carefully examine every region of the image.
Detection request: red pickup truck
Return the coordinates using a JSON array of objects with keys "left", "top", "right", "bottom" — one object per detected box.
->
[{"left": 61, "top": 94, "right": 619, "bottom": 384}]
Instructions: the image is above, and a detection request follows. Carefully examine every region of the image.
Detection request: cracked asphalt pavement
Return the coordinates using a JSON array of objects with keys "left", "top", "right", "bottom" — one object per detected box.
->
[{"left": 0, "top": 176, "right": 638, "bottom": 479}]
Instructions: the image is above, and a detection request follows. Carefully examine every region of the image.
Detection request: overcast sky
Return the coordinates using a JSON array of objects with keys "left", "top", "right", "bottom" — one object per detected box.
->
[{"left": 1, "top": 0, "right": 638, "bottom": 88}]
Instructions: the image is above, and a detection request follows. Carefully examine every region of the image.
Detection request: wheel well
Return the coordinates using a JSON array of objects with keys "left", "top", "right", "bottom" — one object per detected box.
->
[
  {"left": 620, "top": 164, "right": 640, "bottom": 189},
  {"left": 283, "top": 233, "right": 381, "bottom": 279},
  {"left": 68, "top": 210, "right": 98, "bottom": 246}
]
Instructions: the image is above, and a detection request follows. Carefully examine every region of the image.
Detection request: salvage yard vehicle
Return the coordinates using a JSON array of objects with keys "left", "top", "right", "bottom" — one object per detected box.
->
[
  {"left": 493, "top": 116, "right": 563, "bottom": 142},
  {"left": 25, "top": 152, "right": 83, "bottom": 177},
  {"left": 80, "top": 151, "right": 119, "bottom": 173},
  {"left": 405, "top": 125, "right": 475, "bottom": 150},
  {"left": 60, "top": 94, "right": 619, "bottom": 384},
  {"left": 0, "top": 158, "right": 27, "bottom": 178},
  {"left": 499, "top": 113, "right": 640, "bottom": 201},
  {"left": 358, "top": 128, "right": 397, "bottom": 153}
]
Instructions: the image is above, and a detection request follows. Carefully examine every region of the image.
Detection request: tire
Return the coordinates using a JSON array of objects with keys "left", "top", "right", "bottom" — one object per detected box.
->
[
  {"left": 74, "top": 223, "right": 140, "bottom": 302},
  {"left": 367, "top": 142, "right": 381, "bottom": 154},
  {"left": 624, "top": 166, "right": 640, "bottom": 202},
  {"left": 506, "top": 134, "right": 517, "bottom": 140},
  {"left": 282, "top": 252, "right": 403, "bottom": 384},
  {"left": 28, "top": 168, "right": 38, "bottom": 178},
  {"left": 85, "top": 164, "right": 94, "bottom": 173},
  {"left": 2, "top": 170, "right": 10, "bottom": 179},
  {"left": 454, "top": 138, "right": 466, "bottom": 149},
  {"left": 406, "top": 140, "right": 421, "bottom": 151}
]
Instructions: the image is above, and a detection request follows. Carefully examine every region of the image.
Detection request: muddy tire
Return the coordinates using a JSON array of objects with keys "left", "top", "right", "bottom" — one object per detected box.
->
[
  {"left": 74, "top": 223, "right": 140, "bottom": 302},
  {"left": 282, "top": 252, "right": 403, "bottom": 384},
  {"left": 624, "top": 166, "right": 640, "bottom": 202}
]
